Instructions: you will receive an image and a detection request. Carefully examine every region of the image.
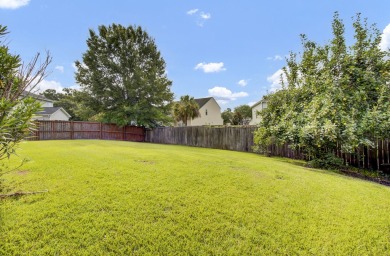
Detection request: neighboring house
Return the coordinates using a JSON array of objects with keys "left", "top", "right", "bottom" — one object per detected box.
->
[
  {"left": 177, "top": 97, "right": 224, "bottom": 126},
  {"left": 23, "top": 92, "right": 71, "bottom": 121},
  {"left": 249, "top": 99, "right": 267, "bottom": 125}
]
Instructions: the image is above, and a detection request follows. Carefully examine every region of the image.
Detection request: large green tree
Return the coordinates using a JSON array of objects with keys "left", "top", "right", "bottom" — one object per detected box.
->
[
  {"left": 254, "top": 13, "right": 390, "bottom": 168},
  {"left": 0, "top": 25, "right": 51, "bottom": 168},
  {"left": 173, "top": 95, "right": 200, "bottom": 126},
  {"left": 232, "top": 105, "right": 252, "bottom": 125},
  {"left": 221, "top": 108, "right": 233, "bottom": 125},
  {"left": 75, "top": 24, "right": 174, "bottom": 127}
]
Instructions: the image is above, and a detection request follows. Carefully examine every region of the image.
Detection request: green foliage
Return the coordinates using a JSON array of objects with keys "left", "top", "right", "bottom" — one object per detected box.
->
[
  {"left": 222, "top": 105, "right": 252, "bottom": 125},
  {"left": 306, "top": 153, "right": 344, "bottom": 170},
  {"left": 221, "top": 108, "right": 233, "bottom": 124},
  {"left": 75, "top": 24, "right": 174, "bottom": 127},
  {"left": 232, "top": 105, "right": 252, "bottom": 125},
  {"left": 2, "top": 140, "right": 390, "bottom": 254},
  {"left": 41, "top": 88, "right": 92, "bottom": 121},
  {"left": 0, "top": 25, "right": 50, "bottom": 170},
  {"left": 172, "top": 95, "right": 200, "bottom": 126},
  {"left": 254, "top": 13, "right": 390, "bottom": 167}
]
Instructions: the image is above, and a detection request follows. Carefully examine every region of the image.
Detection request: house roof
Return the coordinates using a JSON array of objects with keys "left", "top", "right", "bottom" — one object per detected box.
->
[
  {"left": 22, "top": 91, "right": 53, "bottom": 102},
  {"left": 251, "top": 99, "right": 267, "bottom": 109},
  {"left": 194, "top": 97, "right": 212, "bottom": 108},
  {"left": 37, "top": 107, "right": 71, "bottom": 117}
]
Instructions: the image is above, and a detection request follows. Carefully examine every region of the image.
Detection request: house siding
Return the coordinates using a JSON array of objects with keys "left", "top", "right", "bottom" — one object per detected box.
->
[
  {"left": 249, "top": 100, "right": 267, "bottom": 125},
  {"left": 49, "top": 109, "right": 71, "bottom": 121},
  {"left": 188, "top": 98, "right": 223, "bottom": 126},
  {"left": 40, "top": 100, "right": 53, "bottom": 107}
]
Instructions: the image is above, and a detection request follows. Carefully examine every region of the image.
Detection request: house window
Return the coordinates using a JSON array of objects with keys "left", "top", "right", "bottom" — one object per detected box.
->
[{"left": 205, "top": 109, "right": 208, "bottom": 115}]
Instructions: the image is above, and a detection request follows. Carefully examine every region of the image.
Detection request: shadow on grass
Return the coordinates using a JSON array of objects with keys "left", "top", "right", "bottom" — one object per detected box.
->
[
  {"left": 268, "top": 156, "right": 307, "bottom": 168},
  {"left": 264, "top": 154, "right": 390, "bottom": 187}
]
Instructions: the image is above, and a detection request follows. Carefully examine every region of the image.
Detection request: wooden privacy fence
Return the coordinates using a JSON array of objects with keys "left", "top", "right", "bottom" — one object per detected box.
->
[
  {"left": 145, "top": 126, "right": 258, "bottom": 152},
  {"left": 30, "top": 121, "right": 145, "bottom": 142},
  {"left": 29, "top": 122, "right": 389, "bottom": 171},
  {"left": 263, "top": 141, "right": 390, "bottom": 171},
  {"left": 146, "top": 126, "right": 390, "bottom": 171}
]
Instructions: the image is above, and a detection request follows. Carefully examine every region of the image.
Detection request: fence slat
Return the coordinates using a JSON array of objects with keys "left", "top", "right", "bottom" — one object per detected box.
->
[
  {"left": 29, "top": 121, "right": 145, "bottom": 142},
  {"left": 145, "top": 126, "right": 389, "bottom": 171}
]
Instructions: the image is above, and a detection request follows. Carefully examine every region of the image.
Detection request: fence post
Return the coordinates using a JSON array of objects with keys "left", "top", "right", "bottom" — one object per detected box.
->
[
  {"left": 70, "top": 121, "right": 74, "bottom": 140},
  {"left": 100, "top": 122, "right": 103, "bottom": 140}
]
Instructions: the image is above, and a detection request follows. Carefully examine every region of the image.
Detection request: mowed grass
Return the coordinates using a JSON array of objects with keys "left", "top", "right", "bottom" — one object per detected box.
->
[{"left": 1, "top": 140, "right": 390, "bottom": 255}]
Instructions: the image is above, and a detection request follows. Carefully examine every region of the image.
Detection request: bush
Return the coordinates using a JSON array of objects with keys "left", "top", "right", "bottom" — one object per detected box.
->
[{"left": 306, "top": 153, "right": 344, "bottom": 170}]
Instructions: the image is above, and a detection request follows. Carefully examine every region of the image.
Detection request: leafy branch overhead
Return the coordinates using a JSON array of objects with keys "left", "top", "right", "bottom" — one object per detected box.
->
[
  {"left": 254, "top": 12, "right": 390, "bottom": 168},
  {"left": 0, "top": 25, "right": 51, "bottom": 164}
]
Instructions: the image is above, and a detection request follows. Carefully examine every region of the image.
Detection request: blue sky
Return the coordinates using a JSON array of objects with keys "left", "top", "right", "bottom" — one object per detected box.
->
[{"left": 1, "top": 0, "right": 390, "bottom": 110}]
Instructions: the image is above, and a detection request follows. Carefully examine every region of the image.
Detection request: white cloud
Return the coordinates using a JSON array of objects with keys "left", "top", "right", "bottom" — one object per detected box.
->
[
  {"left": 380, "top": 23, "right": 390, "bottom": 51},
  {"left": 55, "top": 65, "right": 64, "bottom": 73},
  {"left": 237, "top": 79, "right": 248, "bottom": 87},
  {"left": 267, "top": 69, "right": 287, "bottom": 92},
  {"left": 195, "top": 62, "right": 226, "bottom": 73},
  {"left": 187, "top": 8, "right": 211, "bottom": 27},
  {"left": 36, "top": 79, "right": 64, "bottom": 92},
  {"left": 216, "top": 99, "right": 229, "bottom": 105},
  {"left": 0, "top": 0, "right": 29, "bottom": 9},
  {"left": 267, "top": 55, "right": 283, "bottom": 61},
  {"left": 200, "top": 12, "right": 211, "bottom": 20},
  {"left": 69, "top": 84, "right": 81, "bottom": 90},
  {"left": 208, "top": 86, "right": 248, "bottom": 104},
  {"left": 247, "top": 101, "right": 257, "bottom": 107},
  {"left": 186, "top": 8, "right": 198, "bottom": 15}
]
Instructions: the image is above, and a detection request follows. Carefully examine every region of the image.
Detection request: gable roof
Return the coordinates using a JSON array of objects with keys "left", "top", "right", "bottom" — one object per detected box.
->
[
  {"left": 251, "top": 99, "right": 268, "bottom": 109},
  {"left": 194, "top": 97, "right": 212, "bottom": 108},
  {"left": 37, "top": 107, "right": 71, "bottom": 117}
]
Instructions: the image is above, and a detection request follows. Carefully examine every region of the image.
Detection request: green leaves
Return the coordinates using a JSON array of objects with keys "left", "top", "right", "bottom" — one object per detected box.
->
[
  {"left": 0, "top": 24, "right": 51, "bottom": 173},
  {"left": 254, "top": 13, "right": 390, "bottom": 166},
  {"left": 75, "top": 24, "right": 174, "bottom": 128},
  {"left": 173, "top": 95, "right": 200, "bottom": 126}
]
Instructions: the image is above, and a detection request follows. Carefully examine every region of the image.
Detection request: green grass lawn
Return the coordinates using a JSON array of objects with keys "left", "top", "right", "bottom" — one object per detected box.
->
[{"left": 1, "top": 140, "right": 390, "bottom": 255}]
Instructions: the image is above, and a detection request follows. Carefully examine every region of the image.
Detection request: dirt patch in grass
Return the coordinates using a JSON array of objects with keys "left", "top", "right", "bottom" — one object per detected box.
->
[
  {"left": 15, "top": 170, "right": 30, "bottom": 176},
  {"left": 135, "top": 160, "right": 155, "bottom": 165}
]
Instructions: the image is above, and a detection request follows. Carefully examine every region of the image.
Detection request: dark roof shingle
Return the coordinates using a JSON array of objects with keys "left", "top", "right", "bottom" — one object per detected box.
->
[
  {"left": 194, "top": 97, "right": 212, "bottom": 108},
  {"left": 36, "top": 107, "right": 62, "bottom": 115}
]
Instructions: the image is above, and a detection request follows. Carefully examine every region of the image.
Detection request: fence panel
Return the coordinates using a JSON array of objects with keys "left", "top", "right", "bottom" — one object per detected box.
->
[
  {"left": 30, "top": 121, "right": 145, "bottom": 142},
  {"left": 145, "top": 126, "right": 389, "bottom": 171},
  {"left": 145, "top": 126, "right": 258, "bottom": 152}
]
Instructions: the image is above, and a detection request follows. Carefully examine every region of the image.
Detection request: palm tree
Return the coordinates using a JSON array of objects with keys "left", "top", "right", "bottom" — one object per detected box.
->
[{"left": 173, "top": 95, "right": 201, "bottom": 126}]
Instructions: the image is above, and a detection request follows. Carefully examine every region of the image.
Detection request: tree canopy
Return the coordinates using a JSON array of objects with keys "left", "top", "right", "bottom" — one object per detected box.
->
[
  {"left": 221, "top": 105, "right": 252, "bottom": 125},
  {"left": 254, "top": 13, "right": 390, "bottom": 168},
  {"left": 75, "top": 24, "right": 174, "bottom": 127},
  {"left": 233, "top": 105, "right": 252, "bottom": 125},
  {"left": 173, "top": 95, "right": 200, "bottom": 126},
  {"left": 221, "top": 108, "right": 233, "bottom": 125}
]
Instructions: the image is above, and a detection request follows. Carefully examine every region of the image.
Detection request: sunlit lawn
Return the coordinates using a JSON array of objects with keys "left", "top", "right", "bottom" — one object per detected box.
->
[{"left": 1, "top": 140, "right": 389, "bottom": 255}]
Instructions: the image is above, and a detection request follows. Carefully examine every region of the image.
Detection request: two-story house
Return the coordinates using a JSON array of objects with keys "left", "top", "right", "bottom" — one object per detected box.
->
[
  {"left": 249, "top": 99, "right": 267, "bottom": 125},
  {"left": 23, "top": 92, "right": 71, "bottom": 121},
  {"left": 176, "top": 97, "right": 223, "bottom": 126}
]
